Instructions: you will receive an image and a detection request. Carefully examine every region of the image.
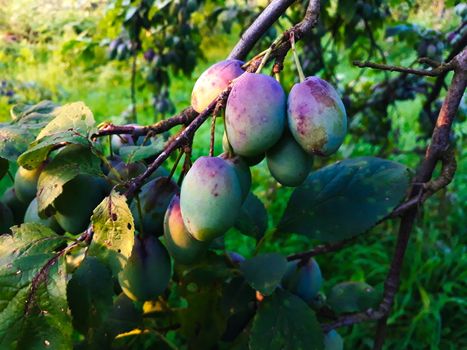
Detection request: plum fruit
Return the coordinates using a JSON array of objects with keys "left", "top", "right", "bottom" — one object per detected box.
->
[
  {"left": 219, "top": 153, "right": 251, "bottom": 201},
  {"left": 0, "top": 202, "right": 14, "bottom": 233},
  {"left": 14, "top": 166, "right": 42, "bottom": 203},
  {"left": 282, "top": 258, "right": 323, "bottom": 302},
  {"left": 288, "top": 76, "right": 347, "bottom": 156},
  {"left": 324, "top": 330, "right": 343, "bottom": 350},
  {"left": 225, "top": 72, "right": 286, "bottom": 157},
  {"left": 163, "top": 195, "right": 209, "bottom": 264},
  {"left": 180, "top": 156, "right": 242, "bottom": 241},
  {"left": 24, "top": 197, "right": 62, "bottom": 232},
  {"left": 266, "top": 132, "right": 313, "bottom": 187},
  {"left": 1, "top": 187, "right": 28, "bottom": 224},
  {"left": 118, "top": 235, "right": 171, "bottom": 301},
  {"left": 191, "top": 59, "right": 245, "bottom": 113},
  {"left": 130, "top": 176, "right": 178, "bottom": 236}
]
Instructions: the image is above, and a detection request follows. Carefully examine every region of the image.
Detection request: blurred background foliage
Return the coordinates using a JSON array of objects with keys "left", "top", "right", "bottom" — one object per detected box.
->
[{"left": 0, "top": 0, "right": 465, "bottom": 348}]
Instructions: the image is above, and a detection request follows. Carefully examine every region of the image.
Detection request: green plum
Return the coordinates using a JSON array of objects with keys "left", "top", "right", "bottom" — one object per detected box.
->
[
  {"left": 191, "top": 59, "right": 245, "bottom": 113},
  {"left": 1, "top": 187, "right": 28, "bottom": 224},
  {"left": 324, "top": 330, "right": 343, "bottom": 350},
  {"left": 266, "top": 132, "right": 313, "bottom": 187},
  {"left": 225, "top": 72, "right": 286, "bottom": 157},
  {"left": 54, "top": 175, "right": 109, "bottom": 234},
  {"left": 118, "top": 235, "right": 172, "bottom": 301},
  {"left": 163, "top": 195, "right": 209, "bottom": 264},
  {"left": 180, "top": 156, "right": 242, "bottom": 241},
  {"left": 288, "top": 76, "right": 347, "bottom": 156},
  {"left": 219, "top": 153, "right": 251, "bottom": 201},
  {"left": 14, "top": 165, "right": 42, "bottom": 203},
  {"left": 222, "top": 131, "right": 264, "bottom": 167},
  {"left": 282, "top": 258, "right": 323, "bottom": 303},
  {"left": 24, "top": 197, "right": 62, "bottom": 232},
  {"left": 130, "top": 176, "right": 179, "bottom": 236}
]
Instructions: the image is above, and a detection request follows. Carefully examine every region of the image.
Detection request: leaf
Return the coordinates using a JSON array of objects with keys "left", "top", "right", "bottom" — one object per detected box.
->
[
  {"left": 88, "top": 191, "right": 135, "bottom": 276},
  {"left": 67, "top": 257, "right": 114, "bottom": 335},
  {"left": 240, "top": 253, "right": 287, "bottom": 296},
  {"left": 249, "top": 289, "right": 324, "bottom": 350},
  {"left": 328, "top": 281, "right": 382, "bottom": 314},
  {"left": 37, "top": 145, "right": 103, "bottom": 216},
  {"left": 278, "top": 157, "right": 411, "bottom": 242},
  {"left": 17, "top": 130, "right": 92, "bottom": 170},
  {"left": 234, "top": 192, "right": 268, "bottom": 240},
  {"left": 10, "top": 100, "right": 57, "bottom": 121},
  {"left": 36, "top": 101, "right": 95, "bottom": 140},
  {"left": 0, "top": 157, "right": 7, "bottom": 180},
  {"left": 0, "top": 223, "right": 71, "bottom": 349},
  {"left": 118, "top": 137, "right": 166, "bottom": 163}
]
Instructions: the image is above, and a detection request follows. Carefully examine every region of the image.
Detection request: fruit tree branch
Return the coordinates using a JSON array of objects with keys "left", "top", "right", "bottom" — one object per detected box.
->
[
  {"left": 353, "top": 60, "right": 455, "bottom": 77},
  {"left": 322, "top": 49, "right": 466, "bottom": 349}
]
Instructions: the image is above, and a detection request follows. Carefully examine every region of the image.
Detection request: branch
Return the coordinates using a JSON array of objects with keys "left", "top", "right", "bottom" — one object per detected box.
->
[
  {"left": 322, "top": 50, "right": 466, "bottom": 347},
  {"left": 353, "top": 60, "right": 455, "bottom": 77},
  {"left": 286, "top": 238, "right": 355, "bottom": 262}
]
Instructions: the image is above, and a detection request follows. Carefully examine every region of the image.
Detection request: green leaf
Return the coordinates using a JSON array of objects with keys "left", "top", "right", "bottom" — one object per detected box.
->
[
  {"left": 250, "top": 289, "right": 324, "bottom": 350},
  {"left": 234, "top": 192, "right": 268, "bottom": 240},
  {"left": 240, "top": 253, "right": 287, "bottom": 296},
  {"left": 278, "top": 157, "right": 411, "bottom": 242},
  {"left": 0, "top": 157, "right": 7, "bottom": 180},
  {"left": 67, "top": 257, "right": 114, "bottom": 335},
  {"left": 328, "top": 281, "right": 382, "bottom": 314},
  {"left": 17, "top": 130, "right": 92, "bottom": 170},
  {"left": 10, "top": 100, "right": 57, "bottom": 121},
  {"left": 88, "top": 191, "right": 135, "bottom": 276},
  {"left": 36, "top": 101, "right": 95, "bottom": 140},
  {"left": 118, "top": 137, "right": 166, "bottom": 163},
  {"left": 37, "top": 145, "right": 103, "bottom": 216},
  {"left": 0, "top": 223, "right": 71, "bottom": 349}
]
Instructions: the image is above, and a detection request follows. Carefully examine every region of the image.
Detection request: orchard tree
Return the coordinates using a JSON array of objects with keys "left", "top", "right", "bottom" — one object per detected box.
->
[{"left": 0, "top": 1, "right": 465, "bottom": 349}]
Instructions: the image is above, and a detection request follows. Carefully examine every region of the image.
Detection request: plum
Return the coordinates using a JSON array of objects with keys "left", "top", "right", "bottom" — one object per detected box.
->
[
  {"left": 225, "top": 72, "right": 286, "bottom": 157},
  {"left": 180, "top": 156, "right": 242, "bottom": 241},
  {"left": 14, "top": 166, "right": 42, "bottom": 203},
  {"left": 219, "top": 153, "right": 251, "bottom": 201},
  {"left": 266, "top": 132, "right": 313, "bottom": 187},
  {"left": 54, "top": 175, "right": 109, "bottom": 234},
  {"left": 1, "top": 187, "right": 28, "bottom": 224},
  {"left": 222, "top": 131, "right": 264, "bottom": 166},
  {"left": 282, "top": 258, "right": 323, "bottom": 303},
  {"left": 163, "top": 195, "right": 209, "bottom": 264},
  {"left": 0, "top": 202, "right": 14, "bottom": 233},
  {"left": 24, "top": 197, "right": 62, "bottom": 232},
  {"left": 288, "top": 77, "right": 347, "bottom": 156},
  {"left": 118, "top": 235, "right": 171, "bottom": 301},
  {"left": 191, "top": 59, "right": 245, "bottom": 113},
  {"left": 130, "top": 176, "right": 179, "bottom": 236},
  {"left": 324, "top": 330, "right": 344, "bottom": 350}
]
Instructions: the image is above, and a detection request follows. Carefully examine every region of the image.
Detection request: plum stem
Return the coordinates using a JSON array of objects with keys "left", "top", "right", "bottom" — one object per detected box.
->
[{"left": 290, "top": 32, "right": 305, "bottom": 82}]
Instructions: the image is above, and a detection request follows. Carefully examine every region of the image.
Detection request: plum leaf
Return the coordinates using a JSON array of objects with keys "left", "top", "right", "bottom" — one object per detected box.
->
[
  {"left": 250, "top": 289, "right": 324, "bottom": 350},
  {"left": 0, "top": 223, "right": 71, "bottom": 349},
  {"left": 240, "top": 253, "right": 287, "bottom": 296},
  {"left": 88, "top": 190, "right": 135, "bottom": 276},
  {"left": 328, "top": 281, "right": 382, "bottom": 314},
  {"left": 278, "top": 157, "right": 411, "bottom": 242}
]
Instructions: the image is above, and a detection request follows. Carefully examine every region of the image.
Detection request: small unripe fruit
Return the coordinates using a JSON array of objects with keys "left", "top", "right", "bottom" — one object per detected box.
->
[
  {"left": 14, "top": 166, "right": 42, "bottom": 203},
  {"left": 118, "top": 236, "right": 171, "bottom": 302},
  {"left": 180, "top": 156, "right": 242, "bottom": 241},
  {"left": 163, "top": 195, "right": 209, "bottom": 264},
  {"left": 266, "top": 132, "right": 313, "bottom": 187},
  {"left": 24, "top": 197, "right": 62, "bottom": 232},
  {"left": 191, "top": 59, "right": 245, "bottom": 113},
  {"left": 324, "top": 330, "right": 343, "bottom": 350},
  {"left": 225, "top": 72, "right": 286, "bottom": 157},
  {"left": 1, "top": 187, "right": 28, "bottom": 224},
  {"left": 130, "top": 177, "right": 179, "bottom": 236},
  {"left": 282, "top": 258, "right": 323, "bottom": 303},
  {"left": 288, "top": 77, "right": 347, "bottom": 156},
  {"left": 220, "top": 153, "right": 251, "bottom": 201}
]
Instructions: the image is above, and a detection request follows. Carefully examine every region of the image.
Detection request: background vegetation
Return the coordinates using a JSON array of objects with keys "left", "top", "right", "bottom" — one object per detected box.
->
[{"left": 0, "top": 0, "right": 465, "bottom": 348}]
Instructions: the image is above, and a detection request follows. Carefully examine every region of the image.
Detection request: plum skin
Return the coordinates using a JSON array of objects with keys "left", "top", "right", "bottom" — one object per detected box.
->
[
  {"left": 225, "top": 72, "right": 286, "bottom": 157},
  {"left": 288, "top": 76, "right": 347, "bottom": 156},
  {"left": 180, "top": 156, "right": 242, "bottom": 241}
]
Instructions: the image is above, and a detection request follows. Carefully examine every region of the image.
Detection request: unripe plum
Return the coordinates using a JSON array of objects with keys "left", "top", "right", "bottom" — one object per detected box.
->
[
  {"left": 14, "top": 166, "right": 42, "bottom": 203},
  {"left": 191, "top": 59, "right": 245, "bottom": 113},
  {"left": 225, "top": 72, "right": 286, "bottom": 157},
  {"left": 0, "top": 202, "right": 14, "bottom": 233},
  {"left": 118, "top": 235, "right": 172, "bottom": 302},
  {"left": 288, "top": 77, "right": 347, "bottom": 156},
  {"left": 324, "top": 330, "right": 344, "bottom": 350},
  {"left": 219, "top": 153, "right": 251, "bottom": 201},
  {"left": 266, "top": 132, "right": 313, "bottom": 187},
  {"left": 163, "top": 195, "right": 209, "bottom": 264},
  {"left": 222, "top": 132, "right": 264, "bottom": 166},
  {"left": 1, "top": 187, "right": 28, "bottom": 224},
  {"left": 130, "top": 177, "right": 179, "bottom": 236},
  {"left": 24, "top": 197, "right": 62, "bottom": 232},
  {"left": 54, "top": 175, "right": 109, "bottom": 234},
  {"left": 282, "top": 258, "right": 323, "bottom": 303},
  {"left": 180, "top": 156, "right": 242, "bottom": 241}
]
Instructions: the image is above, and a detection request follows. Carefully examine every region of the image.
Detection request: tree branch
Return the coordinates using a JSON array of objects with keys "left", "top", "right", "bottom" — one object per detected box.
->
[
  {"left": 286, "top": 238, "right": 356, "bottom": 262},
  {"left": 353, "top": 60, "right": 455, "bottom": 77}
]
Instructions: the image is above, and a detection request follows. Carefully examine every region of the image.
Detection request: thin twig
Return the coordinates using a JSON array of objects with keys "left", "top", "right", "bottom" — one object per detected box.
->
[
  {"left": 353, "top": 60, "right": 455, "bottom": 77},
  {"left": 287, "top": 238, "right": 356, "bottom": 262}
]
